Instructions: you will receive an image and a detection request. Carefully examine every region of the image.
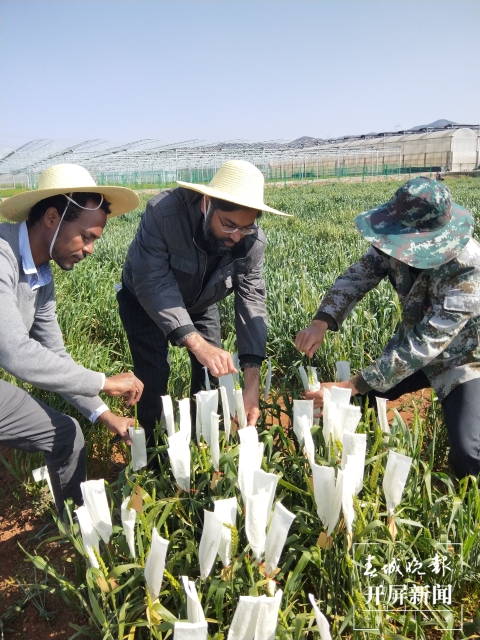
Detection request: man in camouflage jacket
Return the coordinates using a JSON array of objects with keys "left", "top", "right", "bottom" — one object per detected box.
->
[{"left": 296, "top": 177, "right": 480, "bottom": 478}]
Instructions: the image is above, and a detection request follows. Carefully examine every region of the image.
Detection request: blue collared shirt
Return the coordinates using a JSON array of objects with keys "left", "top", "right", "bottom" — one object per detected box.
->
[
  {"left": 19, "top": 221, "right": 53, "bottom": 290},
  {"left": 18, "top": 222, "right": 108, "bottom": 423}
]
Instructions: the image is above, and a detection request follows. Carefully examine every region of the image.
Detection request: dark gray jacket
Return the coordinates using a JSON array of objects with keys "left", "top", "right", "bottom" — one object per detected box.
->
[{"left": 122, "top": 188, "right": 267, "bottom": 361}]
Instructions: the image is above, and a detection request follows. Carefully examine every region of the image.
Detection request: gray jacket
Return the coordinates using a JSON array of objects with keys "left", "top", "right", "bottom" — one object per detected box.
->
[
  {"left": 0, "top": 222, "right": 105, "bottom": 418},
  {"left": 123, "top": 188, "right": 267, "bottom": 360}
]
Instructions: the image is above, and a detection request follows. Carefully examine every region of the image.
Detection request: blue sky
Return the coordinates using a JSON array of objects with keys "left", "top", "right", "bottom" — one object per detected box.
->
[{"left": 1, "top": 0, "right": 479, "bottom": 148}]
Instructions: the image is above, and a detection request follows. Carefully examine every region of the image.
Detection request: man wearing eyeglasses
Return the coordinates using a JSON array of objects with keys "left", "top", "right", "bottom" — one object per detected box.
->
[{"left": 118, "top": 160, "right": 289, "bottom": 445}]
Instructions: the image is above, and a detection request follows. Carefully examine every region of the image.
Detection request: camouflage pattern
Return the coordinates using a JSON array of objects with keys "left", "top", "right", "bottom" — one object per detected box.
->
[
  {"left": 317, "top": 240, "right": 480, "bottom": 399},
  {"left": 355, "top": 177, "right": 474, "bottom": 269}
]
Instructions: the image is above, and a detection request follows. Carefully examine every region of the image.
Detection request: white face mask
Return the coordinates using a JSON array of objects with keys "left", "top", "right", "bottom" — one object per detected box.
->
[{"left": 49, "top": 193, "right": 104, "bottom": 259}]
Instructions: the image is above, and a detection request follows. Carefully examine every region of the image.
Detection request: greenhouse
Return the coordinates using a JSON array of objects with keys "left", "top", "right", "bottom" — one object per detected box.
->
[
  {"left": 0, "top": 125, "right": 478, "bottom": 189},
  {"left": 299, "top": 127, "right": 479, "bottom": 174}
]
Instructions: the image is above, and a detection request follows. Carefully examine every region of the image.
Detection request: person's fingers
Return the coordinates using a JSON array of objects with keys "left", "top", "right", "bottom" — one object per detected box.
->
[
  {"left": 294, "top": 332, "right": 306, "bottom": 351},
  {"left": 209, "top": 362, "right": 221, "bottom": 377},
  {"left": 125, "top": 388, "right": 136, "bottom": 406},
  {"left": 307, "top": 346, "right": 316, "bottom": 358}
]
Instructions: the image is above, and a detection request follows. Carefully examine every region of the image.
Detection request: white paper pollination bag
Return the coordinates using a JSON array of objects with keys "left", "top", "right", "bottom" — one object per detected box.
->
[
  {"left": 203, "top": 366, "right": 211, "bottom": 391},
  {"left": 376, "top": 396, "right": 391, "bottom": 435},
  {"left": 227, "top": 590, "right": 283, "bottom": 640},
  {"left": 341, "top": 455, "right": 357, "bottom": 535},
  {"left": 219, "top": 385, "right": 231, "bottom": 442},
  {"left": 309, "top": 593, "right": 332, "bottom": 640},
  {"left": 174, "top": 578, "right": 208, "bottom": 637},
  {"left": 181, "top": 575, "right": 206, "bottom": 623},
  {"left": 238, "top": 427, "right": 263, "bottom": 502},
  {"left": 128, "top": 426, "right": 148, "bottom": 471},
  {"left": 121, "top": 498, "right": 137, "bottom": 558},
  {"left": 144, "top": 527, "right": 169, "bottom": 601},
  {"left": 198, "top": 390, "right": 218, "bottom": 446},
  {"left": 335, "top": 360, "right": 351, "bottom": 382},
  {"left": 341, "top": 432, "right": 366, "bottom": 495},
  {"left": 167, "top": 431, "right": 190, "bottom": 492},
  {"left": 329, "top": 386, "right": 354, "bottom": 444},
  {"left": 245, "top": 469, "right": 279, "bottom": 561},
  {"left": 312, "top": 463, "right": 344, "bottom": 536},
  {"left": 75, "top": 505, "right": 101, "bottom": 568},
  {"left": 235, "top": 388, "right": 247, "bottom": 430},
  {"left": 32, "top": 465, "right": 54, "bottom": 501},
  {"left": 293, "top": 399, "right": 314, "bottom": 446},
  {"left": 173, "top": 621, "right": 208, "bottom": 640},
  {"left": 161, "top": 395, "right": 175, "bottom": 437},
  {"left": 265, "top": 502, "right": 295, "bottom": 576},
  {"left": 383, "top": 450, "right": 413, "bottom": 516},
  {"left": 80, "top": 479, "right": 112, "bottom": 544},
  {"left": 301, "top": 415, "right": 315, "bottom": 468},
  {"left": 232, "top": 353, "right": 240, "bottom": 386},
  {"left": 210, "top": 412, "right": 220, "bottom": 472},
  {"left": 298, "top": 365, "right": 309, "bottom": 391},
  {"left": 214, "top": 497, "right": 237, "bottom": 567},
  {"left": 198, "top": 509, "right": 223, "bottom": 579},
  {"left": 338, "top": 405, "right": 361, "bottom": 435},
  {"left": 219, "top": 374, "right": 236, "bottom": 419},
  {"left": 178, "top": 397, "right": 192, "bottom": 444},
  {"left": 311, "top": 464, "right": 335, "bottom": 531}
]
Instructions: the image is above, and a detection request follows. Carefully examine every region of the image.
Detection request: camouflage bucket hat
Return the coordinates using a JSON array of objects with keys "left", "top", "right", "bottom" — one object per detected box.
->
[{"left": 354, "top": 177, "right": 474, "bottom": 268}]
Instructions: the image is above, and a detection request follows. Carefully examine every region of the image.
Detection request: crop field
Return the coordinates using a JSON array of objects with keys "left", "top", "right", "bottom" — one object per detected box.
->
[{"left": 1, "top": 177, "right": 479, "bottom": 639}]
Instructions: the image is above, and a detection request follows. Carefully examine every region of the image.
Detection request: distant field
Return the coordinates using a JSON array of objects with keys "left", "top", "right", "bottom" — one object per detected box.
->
[{"left": 2, "top": 177, "right": 478, "bottom": 425}]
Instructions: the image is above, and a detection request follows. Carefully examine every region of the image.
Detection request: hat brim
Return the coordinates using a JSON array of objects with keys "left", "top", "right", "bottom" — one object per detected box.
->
[
  {"left": 354, "top": 200, "right": 474, "bottom": 268},
  {"left": 176, "top": 180, "right": 292, "bottom": 217},
  {"left": 0, "top": 186, "right": 140, "bottom": 223}
]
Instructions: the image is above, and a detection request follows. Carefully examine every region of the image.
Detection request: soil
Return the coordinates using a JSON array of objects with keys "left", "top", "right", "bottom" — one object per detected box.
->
[
  {"left": 0, "top": 391, "right": 433, "bottom": 639},
  {"left": 266, "top": 388, "right": 433, "bottom": 432},
  {"left": 0, "top": 443, "right": 127, "bottom": 639}
]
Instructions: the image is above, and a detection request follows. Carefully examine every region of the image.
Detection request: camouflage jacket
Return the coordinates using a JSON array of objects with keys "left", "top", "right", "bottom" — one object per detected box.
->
[{"left": 315, "top": 239, "right": 480, "bottom": 399}]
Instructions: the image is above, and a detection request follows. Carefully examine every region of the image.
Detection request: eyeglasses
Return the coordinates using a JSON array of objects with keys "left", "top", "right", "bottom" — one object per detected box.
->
[{"left": 215, "top": 209, "right": 258, "bottom": 235}]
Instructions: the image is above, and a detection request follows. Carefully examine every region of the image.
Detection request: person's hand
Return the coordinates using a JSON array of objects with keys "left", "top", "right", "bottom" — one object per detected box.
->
[
  {"left": 243, "top": 367, "right": 260, "bottom": 426},
  {"left": 184, "top": 334, "right": 238, "bottom": 377},
  {"left": 304, "top": 388, "right": 324, "bottom": 410},
  {"left": 295, "top": 320, "right": 328, "bottom": 358},
  {"left": 97, "top": 410, "right": 134, "bottom": 445},
  {"left": 305, "top": 380, "right": 359, "bottom": 410},
  {"left": 102, "top": 372, "right": 144, "bottom": 406}
]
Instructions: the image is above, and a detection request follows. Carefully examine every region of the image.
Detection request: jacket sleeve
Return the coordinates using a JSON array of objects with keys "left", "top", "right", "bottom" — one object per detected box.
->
[
  {"left": 315, "top": 246, "right": 389, "bottom": 329},
  {"left": 0, "top": 251, "right": 104, "bottom": 399},
  {"left": 130, "top": 201, "right": 194, "bottom": 336},
  {"left": 234, "top": 241, "right": 267, "bottom": 359},
  {"left": 28, "top": 293, "right": 107, "bottom": 419},
  {"left": 360, "top": 275, "right": 479, "bottom": 393}
]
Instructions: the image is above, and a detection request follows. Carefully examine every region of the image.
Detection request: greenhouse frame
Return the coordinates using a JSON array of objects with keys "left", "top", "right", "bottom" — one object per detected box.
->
[{"left": 0, "top": 124, "right": 478, "bottom": 189}]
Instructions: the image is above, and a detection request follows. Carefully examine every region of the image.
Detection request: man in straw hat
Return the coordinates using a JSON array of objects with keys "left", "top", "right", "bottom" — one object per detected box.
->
[
  {"left": 118, "top": 159, "right": 290, "bottom": 446},
  {"left": 296, "top": 176, "right": 480, "bottom": 478},
  {"left": 0, "top": 163, "right": 144, "bottom": 514}
]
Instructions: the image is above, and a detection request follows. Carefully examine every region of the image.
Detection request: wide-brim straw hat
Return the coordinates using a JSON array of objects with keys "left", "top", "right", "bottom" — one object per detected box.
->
[
  {"left": 177, "top": 160, "right": 291, "bottom": 217},
  {"left": 354, "top": 176, "right": 473, "bottom": 269},
  {"left": 0, "top": 163, "right": 140, "bottom": 223}
]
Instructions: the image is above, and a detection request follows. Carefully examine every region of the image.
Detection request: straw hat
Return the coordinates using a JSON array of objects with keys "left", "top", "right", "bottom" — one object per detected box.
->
[
  {"left": 177, "top": 160, "right": 291, "bottom": 216},
  {"left": 0, "top": 163, "right": 140, "bottom": 222}
]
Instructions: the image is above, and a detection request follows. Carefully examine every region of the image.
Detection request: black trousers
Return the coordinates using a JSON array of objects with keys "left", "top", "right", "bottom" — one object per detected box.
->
[
  {"left": 117, "top": 284, "right": 221, "bottom": 446},
  {"left": 364, "top": 370, "right": 480, "bottom": 479}
]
